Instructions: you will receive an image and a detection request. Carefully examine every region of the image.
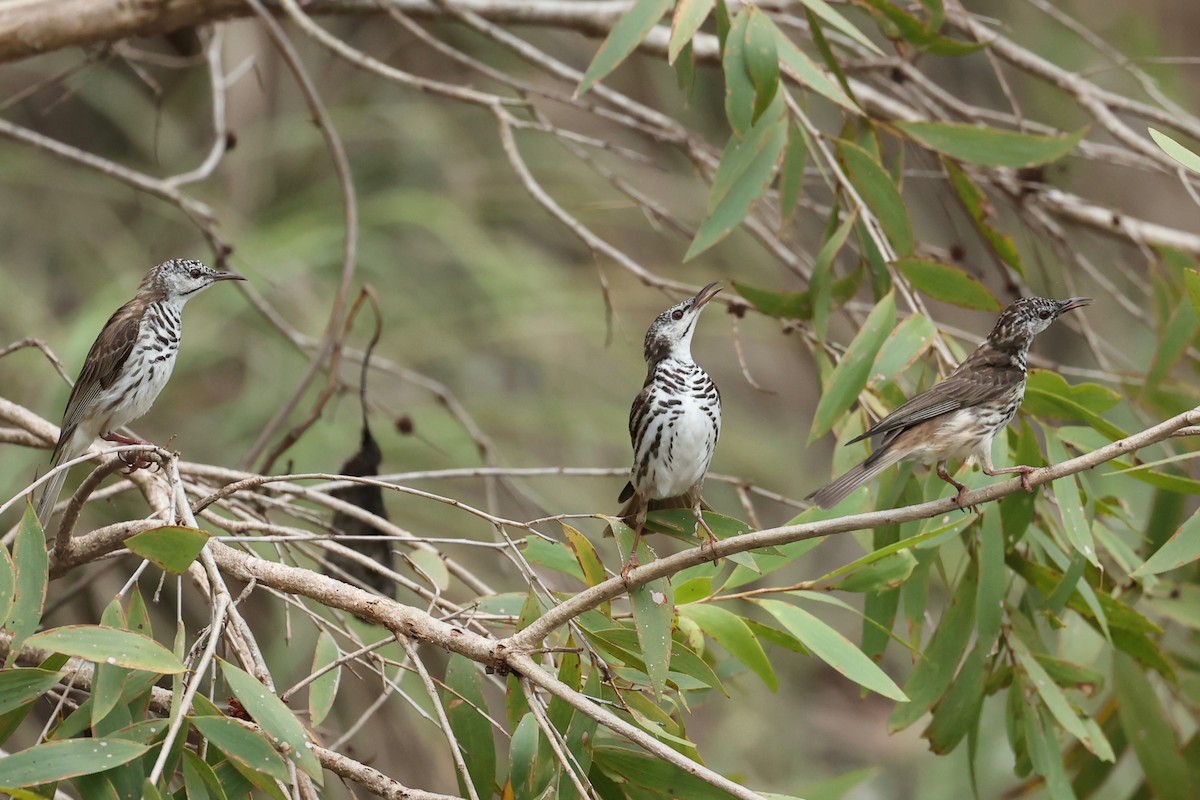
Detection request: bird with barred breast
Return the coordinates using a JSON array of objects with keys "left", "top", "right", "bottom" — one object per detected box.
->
[
  {"left": 36, "top": 259, "right": 245, "bottom": 527},
  {"left": 617, "top": 282, "right": 723, "bottom": 578},
  {"left": 808, "top": 296, "right": 1092, "bottom": 510}
]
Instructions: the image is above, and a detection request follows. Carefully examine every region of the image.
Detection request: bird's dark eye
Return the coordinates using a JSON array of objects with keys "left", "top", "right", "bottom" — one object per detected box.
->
[
  {"left": 1038, "top": 310, "right": 1052, "bottom": 320},
  {"left": 671, "top": 309, "right": 685, "bottom": 321},
  {"left": 189, "top": 268, "right": 202, "bottom": 279}
]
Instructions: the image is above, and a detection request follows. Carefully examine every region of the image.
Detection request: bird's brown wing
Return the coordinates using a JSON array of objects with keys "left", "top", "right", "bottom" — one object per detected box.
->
[
  {"left": 54, "top": 300, "right": 142, "bottom": 453},
  {"left": 847, "top": 359, "right": 1022, "bottom": 445},
  {"left": 619, "top": 382, "right": 656, "bottom": 502}
]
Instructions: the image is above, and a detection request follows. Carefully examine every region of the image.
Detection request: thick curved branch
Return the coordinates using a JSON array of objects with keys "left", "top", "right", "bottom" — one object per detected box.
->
[{"left": 509, "top": 404, "right": 1200, "bottom": 648}]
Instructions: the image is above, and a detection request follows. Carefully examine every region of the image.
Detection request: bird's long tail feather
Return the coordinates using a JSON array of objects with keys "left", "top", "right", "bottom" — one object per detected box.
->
[
  {"left": 35, "top": 428, "right": 89, "bottom": 529},
  {"left": 808, "top": 445, "right": 906, "bottom": 511}
]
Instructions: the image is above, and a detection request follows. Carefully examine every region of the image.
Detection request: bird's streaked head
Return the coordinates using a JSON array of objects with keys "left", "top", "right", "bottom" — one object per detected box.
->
[
  {"left": 988, "top": 296, "right": 1091, "bottom": 350},
  {"left": 146, "top": 258, "right": 246, "bottom": 302},
  {"left": 643, "top": 282, "right": 721, "bottom": 363}
]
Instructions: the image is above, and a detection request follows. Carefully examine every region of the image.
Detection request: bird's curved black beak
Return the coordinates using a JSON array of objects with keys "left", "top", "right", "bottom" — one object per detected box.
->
[
  {"left": 213, "top": 271, "right": 247, "bottom": 282},
  {"left": 1057, "top": 297, "right": 1092, "bottom": 313},
  {"left": 691, "top": 281, "right": 722, "bottom": 310}
]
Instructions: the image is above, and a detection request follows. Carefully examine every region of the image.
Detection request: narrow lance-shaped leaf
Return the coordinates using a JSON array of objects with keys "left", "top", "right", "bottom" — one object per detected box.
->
[
  {"left": 687, "top": 96, "right": 788, "bottom": 259},
  {"left": 757, "top": 598, "right": 907, "bottom": 701},
  {"left": 680, "top": 603, "right": 778, "bottom": 691},
  {"left": 577, "top": 0, "right": 672, "bottom": 95},
  {"left": 810, "top": 291, "right": 896, "bottom": 442},
  {"left": 895, "top": 122, "right": 1087, "bottom": 169},
  {"left": 308, "top": 630, "right": 340, "bottom": 726},
  {"left": 810, "top": 208, "right": 860, "bottom": 340},
  {"left": 837, "top": 141, "right": 914, "bottom": 256},
  {"left": 1044, "top": 433, "right": 1096, "bottom": 566},
  {"left": 219, "top": 659, "right": 323, "bottom": 782},
  {"left": 1149, "top": 127, "right": 1200, "bottom": 175},
  {"left": 1113, "top": 651, "right": 1193, "bottom": 800},
  {"left": 1010, "top": 633, "right": 1114, "bottom": 761},
  {"left": 896, "top": 258, "right": 1001, "bottom": 311},
  {"left": 25, "top": 625, "right": 184, "bottom": 674},
  {"left": 6, "top": 503, "right": 48, "bottom": 668},
  {"left": 798, "top": 0, "right": 884, "bottom": 54},
  {"left": 1132, "top": 511, "right": 1200, "bottom": 577},
  {"left": 668, "top": 0, "right": 716, "bottom": 63},
  {"left": 0, "top": 737, "right": 150, "bottom": 787},
  {"left": 443, "top": 653, "right": 496, "bottom": 800},
  {"left": 124, "top": 526, "right": 210, "bottom": 574},
  {"left": 743, "top": 7, "right": 780, "bottom": 124}
]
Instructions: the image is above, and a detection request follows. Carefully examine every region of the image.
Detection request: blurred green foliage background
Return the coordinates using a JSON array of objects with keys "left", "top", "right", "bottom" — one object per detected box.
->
[{"left": 1, "top": 1, "right": 1199, "bottom": 797}]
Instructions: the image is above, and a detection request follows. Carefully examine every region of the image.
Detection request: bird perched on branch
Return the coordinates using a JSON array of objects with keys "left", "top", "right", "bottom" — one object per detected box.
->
[
  {"left": 617, "top": 282, "right": 723, "bottom": 577},
  {"left": 808, "top": 296, "right": 1092, "bottom": 510},
  {"left": 36, "top": 259, "right": 245, "bottom": 527}
]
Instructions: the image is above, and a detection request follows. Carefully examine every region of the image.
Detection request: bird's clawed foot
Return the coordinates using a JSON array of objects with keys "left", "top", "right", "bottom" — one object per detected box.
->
[
  {"left": 102, "top": 432, "right": 157, "bottom": 473},
  {"left": 620, "top": 552, "right": 639, "bottom": 585},
  {"left": 694, "top": 509, "right": 721, "bottom": 564},
  {"left": 937, "top": 463, "right": 975, "bottom": 514},
  {"left": 1014, "top": 465, "right": 1037, "bottom": 494}
]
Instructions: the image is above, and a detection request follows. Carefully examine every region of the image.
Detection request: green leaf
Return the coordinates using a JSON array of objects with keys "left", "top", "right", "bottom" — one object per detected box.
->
[
  {"left": 743, "top": 7, "right": 779, "bottom": 124},
  {"left": 124, "top": 526, "right": 210, "bottom": 574},
  {"left": 444, "top": 653, "right": 496, "bottom": 800},
  {"left": 1023, "top": 378, "right": 1127, "bottom": 440},
  {"left": 1114, "top": 651, "right": 1194, "bottom": 800},
  {"left": 91, "top": 600, "right": 129, "bottom": 730},
  {"left": 1149, "top": 127, "right": 1200, "bottom": 175},
  {"left": 778, "top": 122, "right": 808, "bottom": 230},
  {"left": 577, "top": 0, "right": 672, "bottom": 95},
  {"left": 810, "top": 291, "right": 896, "bottom": 442},
  {"left": 0, "top": 737, "right": 150, "bottom": 786},
  {"left": 924, "top": 642, "right": 986, "bottom": 754},
  {"left": 771, "top": 21, "right": 858, "bottom": 111},
  {"left": 1143, "top": 294, "right": 1198, "bottom": 396},
  {"left": 835, "top": 549, "right": 918, "bottom": 592},
  {"left": 944, "top": 160, "right": 1023, "bottom": 275},
  {"left": 6, "top": 503, "right": 48, "bottom": 667},
  {"left": 668, "top": 0, "right": 716, "bottom": 63},
  {"left": 190, "top": 716, "right": 289, "bottom": 783},
  {"left": 409, "top": 549, "right": 450, "bottom": 591},
  {"left": 1010, "top": 635, "right": 1113, "bottom": 760},
  {"left": 896, "top": 122, "right": 1088, "bottom": 168},
  {"left": 0, "top": 668, "right": 64, "bottom": 716},
  {"left": 1024, "top": 370, "right": 1121, "bottom": 416},
  {"left": 0, "top": 544, "right": 15, "bottom": 633},
  {"left": 869, "top": 312, "right": 937, "bottom": 384},
  {"left": 629, "top": 570, "right": 675, "bottom": 697},
  {"left": 976, "top": 509, "right": 1005, "bottom": 649},
  {"left": 757, "top": 598, "right": 907, "bottom": 701},
  {"left": 307, "top": 630, "right": 340, "bottom": 727},
  {"left": 688, "top": 97, "right": 788, "bottom": 259},
  {"left": 562, "top": 523, "right": 610, "bottom": 615},
  {"left": 593, "top": 745, "right": 742, "bottom": 800},
  {"left": 811, "top": 208, "right": 860, "bottom": 339},
  {"left": 182, "top": 749, "right": 226, "bottom": 800},
  {"left": 896, "top": 258, "right": 1001, "bottom": 311},
  {"left": 1132, "top": 511, "right": 1200, "bottom": 577},
  {"left": 1044, "top": 434, "right": 1096, "bottom": 566},
  {"left": 838, "top": 141, "right": 914, "bottom": 256},
  {"left": 888, "top": 565, "right": 976, "bottom": 732},
  {"left": 508, "top": 713, "right": 540, "bottom": 800},
  {"left": 722, "top": 7, "right": 756, "bottom": 137},
  {"left": 524, "top": 536, "right": 584, "bottom": 581},
  {"left": 25, "top": 626, "right": 184, "bottom": 673},
  {"left": 797, "top": 0, "right": 884, "bottom": 55},
  {"left": 218, "top": 659, "right": 322, "bottom": 782},
  {"left": 1184, "top": 268, "right": 1200, "bottom": 317},
  {"left": 679, "top": 604, "right": 777, "bottom": 690}
]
